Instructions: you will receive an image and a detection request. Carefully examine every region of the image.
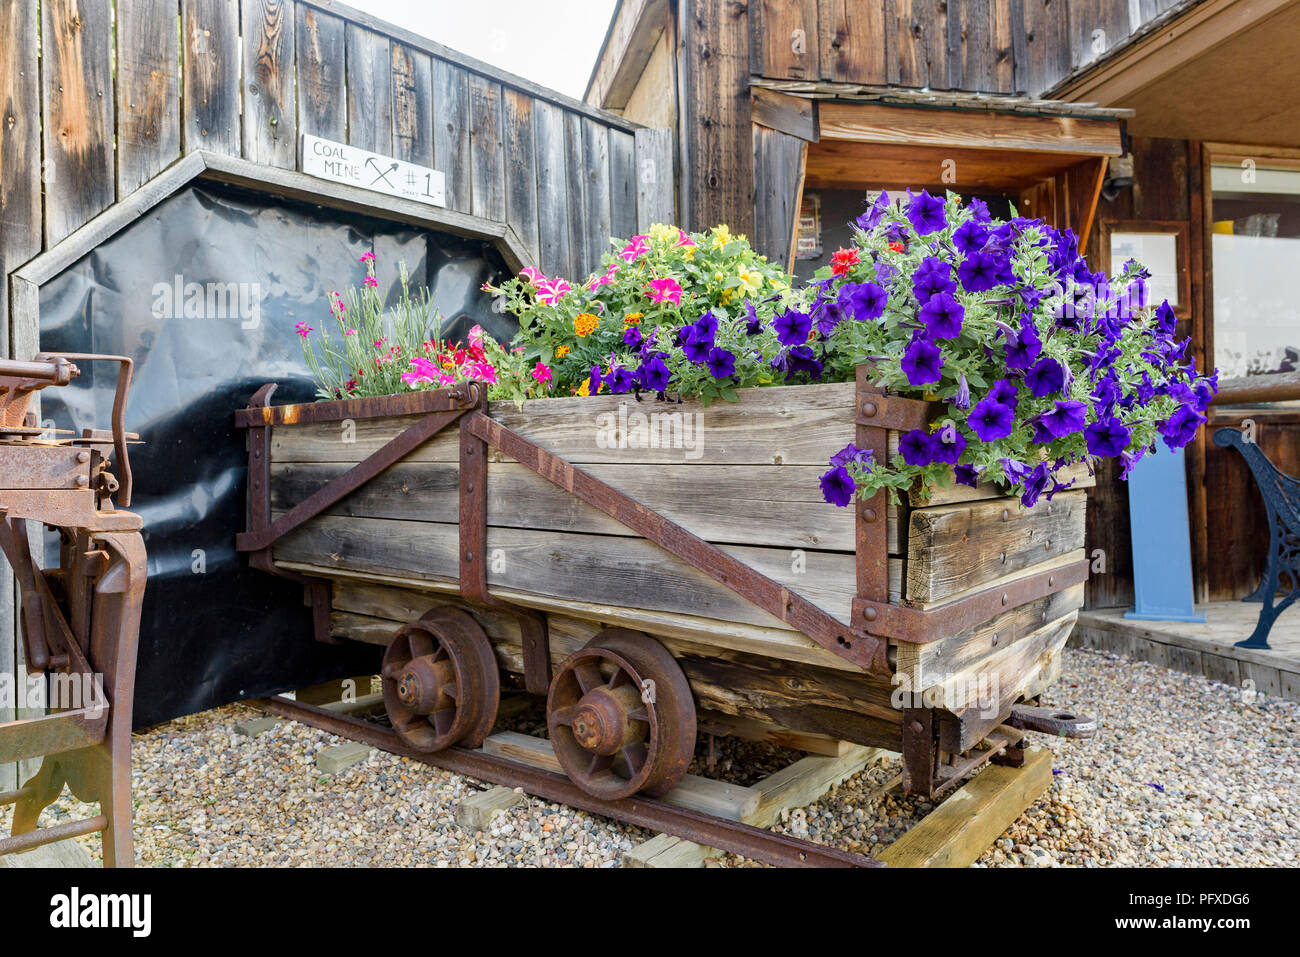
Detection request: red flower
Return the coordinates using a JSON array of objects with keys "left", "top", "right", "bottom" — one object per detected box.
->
[
  {"left": 830, "top": 248, "right": 860, "bottom": 276},
  {"left": 887, "top": 241, "right": 905, "bottom": 254}
]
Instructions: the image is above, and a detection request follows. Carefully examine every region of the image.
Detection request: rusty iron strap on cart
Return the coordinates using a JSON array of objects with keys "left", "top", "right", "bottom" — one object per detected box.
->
[
  {"left": 256, "top": 694, "right": 882, "bottom": 868},
  {"left": 463, "top": 411, "right": 890, "bottom": 675}
]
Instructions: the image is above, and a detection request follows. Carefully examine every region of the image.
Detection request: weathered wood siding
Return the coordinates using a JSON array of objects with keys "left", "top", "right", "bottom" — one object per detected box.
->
[
  {"left": 0, "top": 0, "right": 672, "bottom": 786},
  {"left": 747, "top": 0, "right": 1189, "bottom": 97}
]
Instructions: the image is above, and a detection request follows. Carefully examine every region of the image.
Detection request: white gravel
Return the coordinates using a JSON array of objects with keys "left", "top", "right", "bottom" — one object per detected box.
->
[{"left": 3, "top": 647, "right": 1296, "bottom": 866}]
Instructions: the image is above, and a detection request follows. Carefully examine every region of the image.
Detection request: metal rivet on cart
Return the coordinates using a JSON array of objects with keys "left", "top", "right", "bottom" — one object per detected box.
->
[
  {"left": 862, "top": 607, "right": 878, "bottom": 622},
  {"left": 1001, "top": 592, "right": 1009, "bottom": 605},
  {"left": 861, "top": 401, "right": 876, "bottom": 417},
  {"left": 862, "top": 507, "right": 877, "bottom": 522}
]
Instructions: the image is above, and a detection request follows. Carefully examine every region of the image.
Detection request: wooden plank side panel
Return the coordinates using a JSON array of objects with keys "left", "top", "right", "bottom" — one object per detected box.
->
[
  {"left": 432, "top": 59, "right": 472, "bottom": 214},
  {"left": 345, "top": 24, "right": 392, "bottom": 154},
  {"left": 817, "top": 0, "right": 888, "bottom": 84},
  {"left": 533, "top": 100, "right": 572, "bottom": 277},
  {"left": 564, "top": 111, "right": 591, "bottom": 277},
  {"left": 116, "top": 0, "right": 182, "bottom": 195},
  {"left": 296, "top": 5, "right": 347, "bottom": 142},
  {"left": 182, "top": 0, "right": 241, "bottom": 156},
  {"left": 633, "top": 127, "right": 675, "bottom": 232},
  {"left": 682, "top": 0, "right": 755, "bottom": 234},
  {"left": 753, "top": 126, "right": 806, "bottom": 267},
  {"left": 887, "top": 0, "right": 948, "bottom": 90},
  {"left": 1068, "top": 0, "right": 1134, "bottom": 71},
  {"left": 582, "top": 119, "right": 613, "bottom": 268},
  {"left": 750, "top": 0, "right": 821, "bottom": 80},
  {"left": 609, "top": 130, "right": 638, "bottom": 244},
  {"left": 1016, "top": 0, "right": 1071, "bottom": 96},
  {"left": 469, "top": 77, "right": 506, "bottom": 224},
  {"left": 242, "top": 0, "right": 297, "bottom": 168},
  {"left": 502, "top": 89, "right": 540, "bottom": 265},
  {"left": 41, "top": 0, "right": 116, "bottom": 246},
  {"left": 390, "top": 42, "right": 434, "bottom": 166}
]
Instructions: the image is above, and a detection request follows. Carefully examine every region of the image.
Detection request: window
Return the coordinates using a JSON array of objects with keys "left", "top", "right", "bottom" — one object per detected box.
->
[{"left": 1211, "top": 162, "right": 1300, "bottom": 378}]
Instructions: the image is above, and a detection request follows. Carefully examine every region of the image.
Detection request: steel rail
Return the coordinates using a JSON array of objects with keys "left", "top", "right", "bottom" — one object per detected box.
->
[{"left": 255, "top": 695, "right": 884, "bottom": 869}]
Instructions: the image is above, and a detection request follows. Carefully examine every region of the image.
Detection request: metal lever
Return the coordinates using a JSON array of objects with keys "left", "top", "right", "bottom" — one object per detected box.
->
[
  {"left": 35, "top": 353, "right": 135, "bottom": 507},
  {"left": 1006, "top": 704, "right": 1097, "bottom": 738}
]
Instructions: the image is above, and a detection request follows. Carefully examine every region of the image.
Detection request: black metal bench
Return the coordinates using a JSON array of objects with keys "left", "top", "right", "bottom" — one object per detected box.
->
[{"left": 1213, "top": 427, "right": 1300, "bottom": 649}]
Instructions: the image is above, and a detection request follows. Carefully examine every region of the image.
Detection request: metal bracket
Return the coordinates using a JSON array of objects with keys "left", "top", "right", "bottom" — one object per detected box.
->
[{"left": 1006, "top": 704, "right": 1097, "bottom": 738}]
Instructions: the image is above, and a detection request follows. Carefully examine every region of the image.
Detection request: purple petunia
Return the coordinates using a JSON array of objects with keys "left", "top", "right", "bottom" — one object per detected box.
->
[
  {"left": 919, "top": 292, "right": 965, "bottom": 339},
  {"left": 907, "top": 190, "right": 948, "bottom": 236},
  {"left": 954, "top": 463, "right": 980, "bottom": 487},
  {"left": 931, "top": 429, "right": 966, "bottom": 466},
  {"left": 819, "top": 465, "right": 856, "bottom": 507},
  {"left": 1004, "top": 321, "right": 1042, "bottom": 370},
  {"left": 623, "top": 326, "right": 643, "bottom": 350},
  {"left": 952, "top": 219, "right": 989, "bottom": 255},
  {"left": 743, "top": 299, "right": 764, "bottom": 336},
  {"left": 606, "top": 367, "right": 636, "bottom": 393},
  {"left": 1020, "top": 463, "right": 1051, "bottom": 508},
  {"left": 899, "top": 429, "right": 936, "bottom": 466},
  {"left": 815, "top": 299, "right": 848, "bottom": 337},
  {"left": 636, "top": 354, "right": 671, "bottom": 392},
  {"left": 855, "top": 191, "right": 891, "bottom": 232},
  {"left": 901, "top": 337, "right": 944, "bottom": 386},
  {"left": 841, "top": 281, "right": 888, "bottom": 321},
  {"left": 772, "top": 308, "right": 813, "bottom": 347},
  {"left": 830, "top": 443, "right": 874, "bottom": 470},
  {"left": 969, "top": 395, "right": 1015, "bottom": 441},
  {"left": 681, "top": 327, "right": 712, "bottom": 363},
  {"left": 1084, "top": 416, "right": 1131, "bottom": 458},
  {"left": 990, "top": 378, "right": 1019, "bottom": 411},
  {"left": 957, "top": 251, "right": 1005, "bottom": 293},
  {"left": 912, "top": 257, "right": 957, "bottom": 302},
  {"left": 1036, "top": 400, "right": 1087, "bottom": 440},
  {"left": 1025, "top": 357, "right": 1065, "bottom": 398},
  {"left": 1158, "top": 404, "right": 1205, "bottom": 451},
  {"left": 706, "top": 346, "right": 736, "bottom": 379}
]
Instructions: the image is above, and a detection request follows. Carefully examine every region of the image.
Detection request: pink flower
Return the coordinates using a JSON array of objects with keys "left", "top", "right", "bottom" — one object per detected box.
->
[
  {"left": 620, "top": 235, "right": 649, "bottom": 262},
  {"left": 647, "top": 277, "right": 682, "bottom": 306},
  {"left": 470, "top": 361, "right": 498, "bottom": 384},
  {"left": 402, "top": 356, "right": 438, "bottom": 387},
  {"left": 675, "top": 229, "right": 696, "bottom": 248},
  {"left": 344, "top": 328, "right": 356, "bottom": 336},
  {"left": 468, "top": 325, "right": 485, "bottom": 347},
  {"left": 363, "top": 275, "right": 378, "bottom": 289},
  {"left": 519, "top": 266, "right": 546, "bottom": 285},
  {"left": 537, "top": 277, "right": 571, "bottom": 305},
  {"left": 532, "top": 361, "right": 553, "bottom": 385},
  {"left": 359, "top": 252, "right": 375, "bottom": 263},
  {"left": 295, "top": 322, "right": 313, "bottom": 339}
]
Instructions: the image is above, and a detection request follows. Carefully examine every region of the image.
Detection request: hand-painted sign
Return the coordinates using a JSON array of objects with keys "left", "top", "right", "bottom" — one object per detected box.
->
[{"left": 300, "top": 134, "right": 446, "bottom": 208}]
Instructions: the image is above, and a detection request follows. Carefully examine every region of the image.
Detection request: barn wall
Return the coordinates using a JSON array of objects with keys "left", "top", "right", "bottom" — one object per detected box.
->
[{"left": 0, "top": 0, "right": 671, "bottom": 786}]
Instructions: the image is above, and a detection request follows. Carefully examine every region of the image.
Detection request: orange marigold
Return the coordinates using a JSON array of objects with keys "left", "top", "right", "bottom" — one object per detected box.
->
[
  {"left": 574, "top": 313, "right": 600, "bottom": 337},
  {"left": 623, "top": 312, "right": 644, "bottom": 326},
  {"left": 555, "top": 344, "right": 571, "bottom": 358}
]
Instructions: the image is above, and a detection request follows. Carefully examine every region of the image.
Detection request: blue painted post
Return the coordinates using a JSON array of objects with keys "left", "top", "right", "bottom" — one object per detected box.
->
[{"left": 1124, "top": 444, "right": 1205, "bottom": 622}]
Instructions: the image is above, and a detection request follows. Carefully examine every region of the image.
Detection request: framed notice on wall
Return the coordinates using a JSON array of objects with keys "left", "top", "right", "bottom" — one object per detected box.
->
[
  {"left": 1100, "top": 220, "right": 1190, "bottom": 317},
  {"left": 300, "top": 134, "right": 447, "bottom": 208}
]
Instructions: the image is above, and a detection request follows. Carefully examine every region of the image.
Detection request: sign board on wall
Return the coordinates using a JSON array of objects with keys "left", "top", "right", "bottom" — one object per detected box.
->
[{"left": 300, "top": 134, "right": 446, "bottom": 208}]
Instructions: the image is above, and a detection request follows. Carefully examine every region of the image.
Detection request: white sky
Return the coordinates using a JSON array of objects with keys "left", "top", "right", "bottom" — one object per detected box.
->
[{"left": 353, "top": 0, "right": 618, "bottom": 99}]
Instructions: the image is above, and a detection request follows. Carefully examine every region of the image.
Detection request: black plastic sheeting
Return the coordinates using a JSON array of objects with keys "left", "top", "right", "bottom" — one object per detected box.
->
[{"left": 37, "top": 181, "right": 513, "bottom": 726}]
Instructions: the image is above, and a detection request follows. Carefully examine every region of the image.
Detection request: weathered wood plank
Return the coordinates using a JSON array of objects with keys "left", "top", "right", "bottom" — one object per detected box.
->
[
  {"left": 115, "top": 0, "right": 182, "bottom": 195},
  {"left": 888, "top": 0, "right": 948, "bottom": 90},
  {"left": 469, "top": 77, "right": 505, "bottom": 224},
  {"left": 906, "top": 490, "right": 1087, "bottom": 603},
  {"left": 751, "top": 88, "right": 818, "bottom": 141},
  {"left": 680, "top": 0, "right": 754, "bottom": 234},
  {"left": 242, "top": 0, "right": 297, "bottom": 168},
  {"left": 608, "top": 130, "right": 638, "bottom": 244},
  {"left": 908, "top": 459, "right": 1095, "bottom": 506},
  {"left": 752, "top": 125, "right": 806, "bottom": 266},
  {"left": 295, "top": 4, "right": 346, "bottom": 142},
  {"left": 41, "top": 0, "right": 115, "bottom": 246},
  {"left": 502, "top": 89, "right": 540, "bottom": 266},
  {"left": 390, "top": 42, "right": 433, "bottom": 166},
  {"left": 1016, "top": 0, "right": 1071, "bottom": 97},
  {"left": 633, "top": 127, "right": 674, "bottom": 231},
  {"left": 563, "top": 112, "right": 591, "bottom": 275},
  {"left": 274, "top": 515, "right": 861, "bottom": 630},
  {"left": 533, "top": 100, "right": 571, "bottom": 276},
  {"left": 270, "top": 382, "right": 858, "bottom": 467},
  {"left": 894, "top": 582, "right": 1085, "bottom": 690},
  {"left": 581, "top": 118, "right": 613, "bottom": 266},
  {"left": 817, "top": 0, "right": 888, "bottom": 84},
  {"left": 880, "top": 744, "right": 1051, "bottom": 867},
  {"left": 750, "top": 0, "right": 821, "bottom": 80},
  {"left": 935, "top": 611, "right": 1077, "bottom": 751},
  {"left": 345, "top": 24, "right": 392, "bottom": 154},
  {"left": 431, "top": 58, "right": 472, "bottom": 215},
  {"left": 270, "top": 462, "right": 858, "bottom": 552},
  {"left": 182, "top": 0, "right": 241, "bottom": 156}
]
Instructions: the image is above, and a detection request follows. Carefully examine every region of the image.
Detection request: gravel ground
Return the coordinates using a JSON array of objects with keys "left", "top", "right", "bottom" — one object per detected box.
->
[{"left": 3, "top": 647, "right": 1296, "bottom": 867}]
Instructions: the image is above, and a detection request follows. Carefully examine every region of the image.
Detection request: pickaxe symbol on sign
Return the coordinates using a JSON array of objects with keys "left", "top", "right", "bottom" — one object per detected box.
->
[{"left": 366, "top": 158, "right": 398, "bottom": 188}]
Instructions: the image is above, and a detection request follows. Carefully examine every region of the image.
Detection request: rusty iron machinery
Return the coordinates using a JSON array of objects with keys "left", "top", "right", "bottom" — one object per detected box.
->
[{"left": 0, "top": 353, "right": 147, "bottom": 867}]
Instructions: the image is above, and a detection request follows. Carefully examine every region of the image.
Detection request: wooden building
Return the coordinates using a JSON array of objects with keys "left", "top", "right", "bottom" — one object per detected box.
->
[{"left": 586, "top": 0, "right": 1300, "bottom": 616}]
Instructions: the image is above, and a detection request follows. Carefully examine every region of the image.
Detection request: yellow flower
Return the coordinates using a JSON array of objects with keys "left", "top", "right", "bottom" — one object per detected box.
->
[
  {"left": 720, "top": 288, "right": 735, "bottom": 305},
  {"left": 738, "top": 269, "right": 762, "bottom": 295},
  {"left": 574, "top": 313, "right": 600, "bottom": 337},
  {"left": 648, "top": 223, "right": 677, "bottom": 243},
  {"left": 577, "top": 380, "right": 590, "bottom": 397},
  {"left": 555, "top": 345, "right": 570, "bottom": 358},
  {"left": 623, "top": 312, "right": 644, "bottom": 326},
  {"left": 712, "top": 224, "right": 732, "bottom": 248}
]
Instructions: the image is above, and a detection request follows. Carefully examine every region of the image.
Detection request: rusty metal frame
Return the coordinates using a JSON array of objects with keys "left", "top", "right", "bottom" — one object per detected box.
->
[{"left": 256, "top": 694, "right": 882, "bottom": 868}]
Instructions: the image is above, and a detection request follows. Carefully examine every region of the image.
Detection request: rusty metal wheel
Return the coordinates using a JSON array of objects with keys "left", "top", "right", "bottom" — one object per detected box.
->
[
  {"left": 382, "top": 607, "right": 499, "bottom": 752},
  {"left": 547, "top": 629, "right": 695, "bottom": 800}
]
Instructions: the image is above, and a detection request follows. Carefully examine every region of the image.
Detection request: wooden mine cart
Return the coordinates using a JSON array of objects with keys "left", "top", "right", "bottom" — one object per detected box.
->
[{"left": 238, "top": 367, "right": 1094, "bottom": 812}]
